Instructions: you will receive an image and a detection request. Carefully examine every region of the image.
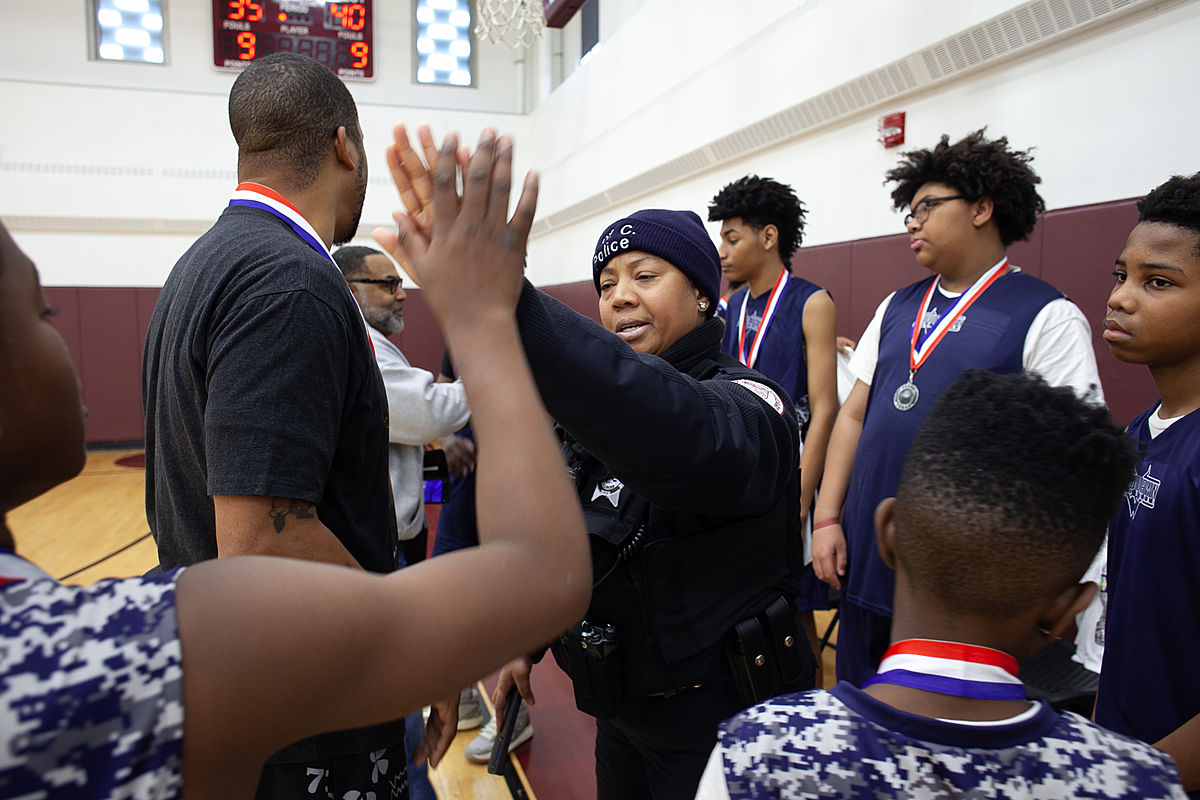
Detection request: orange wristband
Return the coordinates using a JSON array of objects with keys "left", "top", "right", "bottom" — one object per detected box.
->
[{"left": 812, "top": 518, "right": 840, "bottom": 531}]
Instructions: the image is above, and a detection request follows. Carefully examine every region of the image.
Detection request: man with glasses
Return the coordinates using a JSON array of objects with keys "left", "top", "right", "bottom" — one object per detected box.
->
[
  {"left": 810, "top": 129, "right": 1103, "bottom": 686},
  {"left": 332, "top": 245, "right": 470, "bottom": 570}
]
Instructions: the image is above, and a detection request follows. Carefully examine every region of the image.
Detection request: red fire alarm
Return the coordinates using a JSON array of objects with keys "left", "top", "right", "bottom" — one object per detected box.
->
[{"left": 878, "top": 112, "right": 906, "bottom": 149}]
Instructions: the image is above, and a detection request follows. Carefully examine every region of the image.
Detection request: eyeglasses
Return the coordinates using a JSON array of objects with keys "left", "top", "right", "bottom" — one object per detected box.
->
[
  {"left": 903, "top": 194, "right": 966, "bottom": 227},
  {"left": 349, "top": 276, "right": 403, "bottom": 293}
]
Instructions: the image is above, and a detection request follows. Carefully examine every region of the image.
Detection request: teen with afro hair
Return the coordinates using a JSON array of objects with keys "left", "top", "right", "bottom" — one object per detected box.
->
[
  {"left": 810, "top": 129, "right": 1105, "bottom": 687},
  {"left": 1096, "top": 172, "right": 1200, "bottom": 793},
  {"left": 698, "top": 371, "right": 1184, "bottom": 799},
  {"left": 708, "top": 176, "right": 838, "bottom": 680}
]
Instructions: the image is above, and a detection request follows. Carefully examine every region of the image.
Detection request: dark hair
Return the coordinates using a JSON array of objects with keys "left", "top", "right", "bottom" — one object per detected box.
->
[
  {"left": 228, "top": 53, "right": 362, "bottom": 189},
  {"left": 1138, "top": 172, "right": 1200, "bottom": 256},
  {"left": 332, "top": 245, "right": 379, "bottom": 279},
  {"left": 707, "top": 175, "right": 807, "bottom": 264},
  {"left": 893, "top": 370, "right": 1133, "bottom": 616},
  {"left": 885, "top": 129, "right": 1044, "bottom": 246}
]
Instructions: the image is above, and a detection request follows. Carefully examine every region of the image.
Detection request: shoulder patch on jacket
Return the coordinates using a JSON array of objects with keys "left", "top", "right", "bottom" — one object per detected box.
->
[{"left": 733, "top": 379, "right": 786, "bottom": 415}]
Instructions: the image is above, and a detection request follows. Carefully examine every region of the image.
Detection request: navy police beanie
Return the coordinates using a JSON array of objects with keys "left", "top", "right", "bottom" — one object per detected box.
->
[{"left": 591, "top": 209, "right": 721, "bottom": 305}]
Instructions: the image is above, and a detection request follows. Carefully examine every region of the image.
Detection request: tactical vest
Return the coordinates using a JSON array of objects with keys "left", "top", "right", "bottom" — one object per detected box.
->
[{"left": 554, "top": 352, "right": 804, "bottom": 699}]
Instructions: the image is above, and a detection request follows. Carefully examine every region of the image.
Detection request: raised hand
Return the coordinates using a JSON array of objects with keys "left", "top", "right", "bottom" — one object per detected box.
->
[
  {"left": 383, "top": 123, "right": 468, "bottom": 242},
  {"left": 373, "top": 128, "right": 537, "bottom": 332}
]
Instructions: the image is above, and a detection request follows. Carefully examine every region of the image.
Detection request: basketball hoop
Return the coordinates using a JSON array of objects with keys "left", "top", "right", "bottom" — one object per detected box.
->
[{"left": 475, "top": 0, "right": 546, "bottom": 48}]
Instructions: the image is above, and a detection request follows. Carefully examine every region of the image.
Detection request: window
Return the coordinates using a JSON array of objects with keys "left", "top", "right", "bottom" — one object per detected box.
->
[
  {"left": 415, "top": 0, "right": 473, "bottom": 86},
  {"left": 92, "top": 0, "right": 166, "bottom": 64},
  {"left": 580, "top": 0, "right": 598, "bottom": 63}
]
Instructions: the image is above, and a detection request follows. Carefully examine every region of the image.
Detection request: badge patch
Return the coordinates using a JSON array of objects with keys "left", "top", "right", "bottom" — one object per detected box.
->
[
  {"left": 1124, "top": 463, "right": 1160, "bottom": 519},
  {"left": 733, "top": 379, "right": 786, "bottom": 415},
  {"left": 592, "top": 477, "right": 623, "bottom": 508}
]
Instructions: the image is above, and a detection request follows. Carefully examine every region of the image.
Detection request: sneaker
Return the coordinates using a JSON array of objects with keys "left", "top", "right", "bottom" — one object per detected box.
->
[
  {"left": 457, "top": 686, "right": 484, "bottom": 731},
  {"left": 463, "top": 701, "right": 533, "bottom": 764}
]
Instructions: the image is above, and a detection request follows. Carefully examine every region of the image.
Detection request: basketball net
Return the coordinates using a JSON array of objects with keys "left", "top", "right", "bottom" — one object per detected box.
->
[{"left": 475, "top": 0, "right": 546, "bottom": 48}]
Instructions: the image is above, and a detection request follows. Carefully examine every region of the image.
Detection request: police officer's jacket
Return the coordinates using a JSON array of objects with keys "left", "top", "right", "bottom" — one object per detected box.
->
[{"left": 515, "top": 282, "right": 804, "bottom": 698}]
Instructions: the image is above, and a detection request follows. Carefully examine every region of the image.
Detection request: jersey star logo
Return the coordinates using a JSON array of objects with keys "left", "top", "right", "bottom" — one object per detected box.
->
[
  {"left": 592, "top": 477, "right": 623, "bottom": 508},
  {"left": 920, "top": 308, "right": 965, "bottom": 333},
  {"left": 1124, "top": 463, "right": 1160, "bottom": 519}
]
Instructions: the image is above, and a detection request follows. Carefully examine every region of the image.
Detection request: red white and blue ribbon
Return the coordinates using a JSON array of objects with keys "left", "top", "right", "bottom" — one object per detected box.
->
[
  {"left": 737, "top": 269, "right": 788, "bottom": 368},
  {"left": 229, "top": 182, "right": 335, "bottom": 265},
  {"left": 909, "top": 258, "right": 1008, "bottom": 374},
  {"left": 228, "top": 182, "right": 374, "bottom": 353},
  {"left": 863, "top": 638, "right": 1025, "bottom": 701}
]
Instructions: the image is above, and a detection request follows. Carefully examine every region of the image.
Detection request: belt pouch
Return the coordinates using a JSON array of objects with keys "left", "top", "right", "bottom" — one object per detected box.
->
[
  {"left": 564, "top": 622, "right": 624, "bottom": 719},
  {"left": 761, "top": 595, "right": 813, "bottom": 690},
  {"left": 724, "top": 596, "right": 812, "bottom": 706}
]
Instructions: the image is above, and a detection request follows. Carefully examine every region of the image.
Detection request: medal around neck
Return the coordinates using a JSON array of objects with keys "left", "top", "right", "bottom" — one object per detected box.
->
[
  {"left": 893, "top": 379, "right": 919, "bottom": 411},
  {"left": 896, "top": 259, "right": 1010, "bottom": 414}
]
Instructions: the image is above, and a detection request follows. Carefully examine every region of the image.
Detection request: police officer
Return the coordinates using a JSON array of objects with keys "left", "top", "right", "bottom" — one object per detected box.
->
[{"left": 497, "top": 209, "right": 813, "bottom": 800}]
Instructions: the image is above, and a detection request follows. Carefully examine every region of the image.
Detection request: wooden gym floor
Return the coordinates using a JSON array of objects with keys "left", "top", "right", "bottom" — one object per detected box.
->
[{"left": 9, "top": 449, "right": 838, "bottom": 800}]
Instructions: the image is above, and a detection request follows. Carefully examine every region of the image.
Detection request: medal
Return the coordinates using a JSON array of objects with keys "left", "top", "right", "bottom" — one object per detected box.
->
[
  {"left": 863, "top": 638, "right": 1025, "bottom": 701},
  {"left": 893, "top": 374, "right": 919, "bottom": 411},
  {"left": 736, "top": 269, "right": 788, "bottom": 368},
  {"left": 894, "top": 258, "right": 1010, "bottom": 412}
]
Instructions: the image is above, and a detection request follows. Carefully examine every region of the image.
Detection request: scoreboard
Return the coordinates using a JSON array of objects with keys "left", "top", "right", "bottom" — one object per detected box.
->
[{"left": 212, "top": 1, "right": 374, "bottom": 80}]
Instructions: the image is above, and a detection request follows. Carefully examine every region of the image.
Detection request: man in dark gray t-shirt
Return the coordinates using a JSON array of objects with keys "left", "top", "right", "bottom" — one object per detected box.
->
[{"left": 142, "top": 53, "right": 408, "bottom": 800}]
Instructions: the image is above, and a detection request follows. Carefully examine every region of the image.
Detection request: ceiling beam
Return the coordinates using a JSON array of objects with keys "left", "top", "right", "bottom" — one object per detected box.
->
[{"left": 543, "top": 0, "right": 588, "bottom": 28}]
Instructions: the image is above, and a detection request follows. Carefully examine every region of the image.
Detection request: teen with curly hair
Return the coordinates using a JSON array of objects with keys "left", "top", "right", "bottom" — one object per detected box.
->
[
  {"left": 1096, "top": 172, "right": 1200, "bottom": 793},
  {"left": 810, "top": 130, "right": 1105, "bottom": 686},
  {"left": 708, "top": 176, "right": 838, "bottom": 679}
]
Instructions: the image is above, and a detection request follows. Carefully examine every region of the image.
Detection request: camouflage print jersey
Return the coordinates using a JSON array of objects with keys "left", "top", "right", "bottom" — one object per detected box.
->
[
  {"left": 697, "top": 682, "right": 1186, "bottom": 799},
  {"left": 0, "top": 553, "right": 185, "bottom": 799}
]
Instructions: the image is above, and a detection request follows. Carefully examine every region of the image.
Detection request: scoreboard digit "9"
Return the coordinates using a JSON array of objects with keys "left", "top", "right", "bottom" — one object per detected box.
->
[{"left": 213, "top": 0, "right": 374, "bottom": 80}]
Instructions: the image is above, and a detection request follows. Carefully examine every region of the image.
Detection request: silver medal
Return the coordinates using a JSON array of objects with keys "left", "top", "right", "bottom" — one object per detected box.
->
[{"left": 893, "top": 381, "right": 919, "bottom": 411}]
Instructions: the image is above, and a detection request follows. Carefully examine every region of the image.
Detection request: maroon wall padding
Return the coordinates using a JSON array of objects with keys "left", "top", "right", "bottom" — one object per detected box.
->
[
  {"left": 844, "top": 233, "right": 928, "bottom": 338},
  {"left": 57, "top": 196, "right": 1162, "bottom": 443},
  {"left": 77, "top": 288, "right": 144, "bottom": 442},
  {"left": 791, "top": 242, "right": 852, "bottom": 333},
  {"left": 45, "top": 287, "right": 83, "bottom": 387},
  {"left": 389, "top": 287, "right": 445, "bottom": 375},
  {"left": 543, "top": 280, "right": 604, "bottom": 324},
  {"left": 1039, "top": 199, "right": 1154, "bottom": 424},
  {"left": 1006, "top": 222, "right": 1045, "bottom": 279}
]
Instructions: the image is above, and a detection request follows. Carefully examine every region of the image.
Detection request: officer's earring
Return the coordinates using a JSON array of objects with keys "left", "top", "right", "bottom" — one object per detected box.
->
[{"left": 698, "top": 300, "right": 708, "bottom": 310}]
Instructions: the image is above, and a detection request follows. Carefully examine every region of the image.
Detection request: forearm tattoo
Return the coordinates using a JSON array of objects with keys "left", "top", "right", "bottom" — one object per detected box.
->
[{"left": 268, "top": 498, "right": 316, "bottom": 533}]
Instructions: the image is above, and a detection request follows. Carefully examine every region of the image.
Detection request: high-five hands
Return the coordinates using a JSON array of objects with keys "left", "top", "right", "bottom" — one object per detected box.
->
[{"left": 372, "top": 126, "right": 536, "bottom": 328}]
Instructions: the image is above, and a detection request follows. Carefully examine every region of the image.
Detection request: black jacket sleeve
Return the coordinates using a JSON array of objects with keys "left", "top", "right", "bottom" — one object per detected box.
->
[{"left": 515, "top": 281, "right": 798, "bottom": 517}]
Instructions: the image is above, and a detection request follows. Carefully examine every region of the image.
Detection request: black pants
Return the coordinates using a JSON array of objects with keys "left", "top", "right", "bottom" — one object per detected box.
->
[
  {"left": 594, "top": 680, "right": 746, "bottom": 800},
  {"left": 255, "top": 740, "right": 408, "bottom": 800}
]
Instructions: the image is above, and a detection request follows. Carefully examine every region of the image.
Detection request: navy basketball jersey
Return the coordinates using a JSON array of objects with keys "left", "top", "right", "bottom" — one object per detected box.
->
[
  {"left": 1097, "top": 406, "right": 1200, "bottom": 750},
  {"left": 843, "top": 272, "right": 1062, "bottom": 613},
  {"left": 721, "top": 275, "right": 827, "bottom": 434}
]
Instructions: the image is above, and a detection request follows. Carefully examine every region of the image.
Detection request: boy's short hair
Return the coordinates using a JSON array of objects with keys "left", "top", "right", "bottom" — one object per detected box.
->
[
  {"left": 707, "top": 176, "right": 807, "bottom": 263},
  {"left": 893, "top": 371, "right": 1133, "bottom": 616},
  {"left": 885, "top": 129, "right": 1044, "bottom": 246},
  {"left": 1137, "top": 172, "right": 1200, "bottom": 255}
]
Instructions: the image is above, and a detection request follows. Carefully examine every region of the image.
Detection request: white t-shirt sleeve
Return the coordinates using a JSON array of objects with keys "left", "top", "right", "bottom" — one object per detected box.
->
[
  {"left": 1022, "top": 298, "right": 1105, "bottom": 405},
  {"left": 847, "top": 292, "right": 896, "bottom": 387},
  {"left": 693, "top": 746, "right": 732, "bottom": 800},
  {"left": 1071, "top": 537, "right": 1107, "bottom": 674}
]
